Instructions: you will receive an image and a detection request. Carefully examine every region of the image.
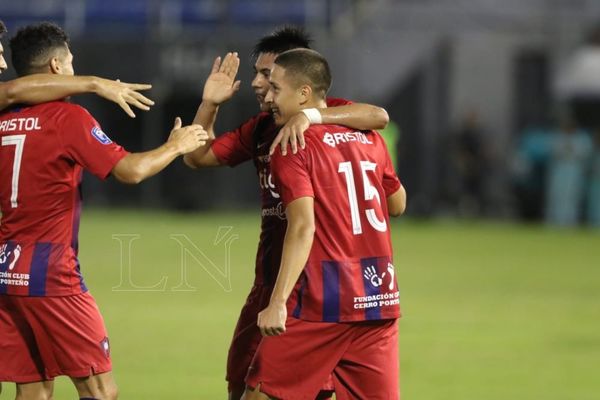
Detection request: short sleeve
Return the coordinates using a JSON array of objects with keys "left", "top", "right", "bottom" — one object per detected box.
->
[
  {"left": 59, "top": 104, "right": 129, "bottom": 180},
  {"left": 326, "top": 97, "right": 353, "bottom": 107},
  {"left": 271, "top": 148, "right": 314, "bottom": 206},
  {"left": 211, "top": 114, "right": 265, "bottom": 167}
]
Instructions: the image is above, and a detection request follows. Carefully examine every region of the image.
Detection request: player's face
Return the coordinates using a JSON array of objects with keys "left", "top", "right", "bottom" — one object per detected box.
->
[
  {"left": 252, "top": 52, "right": 277, "bottom": 112},
  {"left": 0, "top": 42, "right": 7, "bottom": 74},
  {"left": 265, "top": 64, "right": 304, "bottom": 126}
]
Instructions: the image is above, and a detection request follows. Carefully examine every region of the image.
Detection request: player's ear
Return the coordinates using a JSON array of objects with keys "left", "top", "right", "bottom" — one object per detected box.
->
[
  {"left": 299, "top": 84, "right": 312, "bottom": 104},
  {"left": 49, "top": 56, "right": 61, "bottom": 74}
]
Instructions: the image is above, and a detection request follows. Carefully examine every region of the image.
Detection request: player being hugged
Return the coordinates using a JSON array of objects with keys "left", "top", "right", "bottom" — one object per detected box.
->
[
  {"left": 0, "top": 20, "right": 155, "bottom": 118},
  {"left": 0, "top": 22, "right": 207, "bottom": 400},
  {"left": 243, "top": 48, "right": 407, "bottom": 400},
  {"left": 184, "top": 26, "right": 391, "bottom": 400}
]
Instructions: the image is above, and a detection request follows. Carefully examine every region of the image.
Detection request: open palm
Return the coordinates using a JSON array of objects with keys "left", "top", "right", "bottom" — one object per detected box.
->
[{"left": 202, "top": 52, "right": 241, "bottom": 105}]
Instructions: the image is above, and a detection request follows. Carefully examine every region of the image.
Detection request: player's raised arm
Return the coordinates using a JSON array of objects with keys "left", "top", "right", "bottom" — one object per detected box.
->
[
  {"left": 0, "top": 75, "right": 154, "bottom": 117},
  {"left": 270, "top": 102, "right": 390, "bottom": 155},
  {"left": 184, "top": 52, "right": 241, "bottom": 168},
  {"left": 112, "top": 117, "right": 208, "bottom": 184},
  {"left": 257, "top": 196, "right": 315, "bottom": 337},
  {"left": 193, "top": 52, "right": 241, "bottom": 136}
]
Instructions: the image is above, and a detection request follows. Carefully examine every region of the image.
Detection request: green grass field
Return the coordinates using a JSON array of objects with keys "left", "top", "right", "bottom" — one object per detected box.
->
[{"left": 1, "top": 210, "right": 599, "bottom": 399}]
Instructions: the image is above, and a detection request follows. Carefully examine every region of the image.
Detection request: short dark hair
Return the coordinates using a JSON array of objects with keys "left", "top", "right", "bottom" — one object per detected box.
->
[
  {"left": 275, "top": 48, "right": 332, "bottom": 99},
  {"left": 10, "top": 22, "right": 70, "bottom": 76},
  {"left": 0, "top": 21, "right": 7, "bottom": 38},
  {"left": 252, "top": 26, "right": 312, "bottom": 60}
]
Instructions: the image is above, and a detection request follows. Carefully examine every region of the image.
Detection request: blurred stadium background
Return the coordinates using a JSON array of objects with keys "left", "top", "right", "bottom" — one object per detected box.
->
[{"left": 1, "top": 0, "right": 599, "bottom": 399}]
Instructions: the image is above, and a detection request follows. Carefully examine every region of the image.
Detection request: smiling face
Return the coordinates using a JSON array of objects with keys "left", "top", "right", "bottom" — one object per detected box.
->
[
  {"left": 264, "top": 64, "right": 308, "bottom": 126},
  {"left": 251, "top": 52, "right": 277, "bottom": 112}
]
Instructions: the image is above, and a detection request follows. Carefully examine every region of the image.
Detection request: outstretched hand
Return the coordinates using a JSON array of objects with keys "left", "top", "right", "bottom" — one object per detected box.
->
[
  {"left": 202, "top": 52, "right": 241, "bottom": 106},
  {"left": 167, "top": 117, "right": 209, "bottom": 155},
  {"left": 96, "top": 78, "right": 155, "bottom": 118},
  {"left": 269, "top": 112, "right": 310, "bottom": 156}
]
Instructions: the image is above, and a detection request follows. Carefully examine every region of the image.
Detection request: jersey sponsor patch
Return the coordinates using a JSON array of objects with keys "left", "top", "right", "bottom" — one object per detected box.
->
[{"left": 91, "top": 126, "right": 113, "bottom": 145}]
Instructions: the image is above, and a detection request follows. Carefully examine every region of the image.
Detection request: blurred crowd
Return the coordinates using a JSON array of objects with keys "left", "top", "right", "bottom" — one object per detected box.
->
[
  {"left": 513, "top": 27, "right": 600, "bottom": 228},
  {"left": 429, "top": 27, "right": 600, "bottom": 228},
  {"left": 434, "top": 112, "right": 599, "bottom": 228},
  {"left": 512, "top": 121, "right": 600, "bottom": 227}
]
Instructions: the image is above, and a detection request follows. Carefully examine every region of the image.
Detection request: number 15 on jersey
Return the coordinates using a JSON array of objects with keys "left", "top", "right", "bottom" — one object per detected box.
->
[{"left": 338, "top": 160, "right": 387, "bottom": 235}]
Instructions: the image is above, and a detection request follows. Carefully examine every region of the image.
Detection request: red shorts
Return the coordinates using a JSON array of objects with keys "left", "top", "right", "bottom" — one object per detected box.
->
[
  {"left": 226, "top": 284, "right": 273, "bottom": 392},
  {"left": 246, "top": 317, "right": 399, "bottom": 400},
  {"left": 0, "top": 292, "right": 111, "bottom": 383},
  {"left": 227, "top": 285, "right": 334, "bottom": 395}
]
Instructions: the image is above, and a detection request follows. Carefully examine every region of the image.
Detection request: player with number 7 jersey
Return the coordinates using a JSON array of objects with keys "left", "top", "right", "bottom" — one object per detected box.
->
[{"left": 0, "top": 22, "right": 208, "bottom": 398}]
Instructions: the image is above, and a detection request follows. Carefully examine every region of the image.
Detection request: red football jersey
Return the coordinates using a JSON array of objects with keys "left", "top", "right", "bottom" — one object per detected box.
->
[
  {"left": 0, "top": 101, "right": 129, "bottom": 296},
  {"left": 271, "top": 124, "right": 402, "bottom": 322},
  {"left": 211, "top": 98, "right": 351, "bottom": 286}
]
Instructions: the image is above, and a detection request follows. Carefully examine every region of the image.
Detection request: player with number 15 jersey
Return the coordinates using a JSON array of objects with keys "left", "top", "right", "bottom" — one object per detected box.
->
[
  {"left": 244, "top": 48, "right": 406, "bottom": 400},
  {"left": 274, "top": 125, "right": 401, "bottom": 323}
]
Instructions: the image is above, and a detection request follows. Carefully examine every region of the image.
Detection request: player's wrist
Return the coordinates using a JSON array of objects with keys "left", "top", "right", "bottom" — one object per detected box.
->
[
  {"left": 300, "top": 108, "right": 322, "bottom": 124},
  {"left": 269, "top": 296, "right": 287, "bottom": 306},
  {"left": 88, "top": 76, "right": 102, "bottom": 93},
  {"left": 163, "top": 140, "right": 184, "bottom": 156},
  {"left": 201, "top": 97, "right": 220, "bottom": 108}
]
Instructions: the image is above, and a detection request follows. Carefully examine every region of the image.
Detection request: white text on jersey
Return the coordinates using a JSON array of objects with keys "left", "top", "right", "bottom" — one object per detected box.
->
[
  {"left": 323, "top": 131, "right": 373, "bottom": 148},
  {"left": 0, "top": 118, "right": 42, "bottom": 133}
]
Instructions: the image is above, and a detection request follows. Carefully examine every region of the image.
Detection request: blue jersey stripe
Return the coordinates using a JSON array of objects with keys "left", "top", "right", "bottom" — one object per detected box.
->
[
  {"left": 361, "top": 257, "right": 382, "bottom": 320},
  {"left": 292, "top": 275, "right": 306, "bottom": 319},
  {"left": 322, "top": 261, "right": 340, "bottom": 322},
  {"left": 76, "top": 260, "right": 88, "bottom": 293},
  {"left": 71, "top": 184, "right": 83, "bottom": 253},
  {"left": 29, "top": 243, "right": 52, "bottom": 296}
]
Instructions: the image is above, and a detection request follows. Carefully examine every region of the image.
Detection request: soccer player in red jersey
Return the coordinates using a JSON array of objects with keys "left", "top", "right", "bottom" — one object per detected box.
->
[
  {"left": 0, "top": 20, "right": 154, "bottom": 118},
  {"left": 243, "top": 48, "right": 406, "bottom": 400},
  {"left": 183, "top": 27, "right": 390, "bottom": 400},
  {"left": 0, "top": 22, "right": 207, "bottom": 400}
]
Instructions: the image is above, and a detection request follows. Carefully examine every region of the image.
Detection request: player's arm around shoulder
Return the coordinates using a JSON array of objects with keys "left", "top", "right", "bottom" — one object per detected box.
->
[
  {"left": 0, "top": 80, "right": 19, "bottom": 110},
  {"left": 0, "top": 74, "right": 154, "bottom": 117},
  {"left": 320, "top": 101, "right": 389, "bottom": 130},
  {"left": 269, "top": 102, "right": 389, "bottom": 156}
]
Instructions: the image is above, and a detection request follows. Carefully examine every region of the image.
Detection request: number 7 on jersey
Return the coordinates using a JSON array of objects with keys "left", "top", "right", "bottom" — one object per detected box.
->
[{"left": 2, "top": 134, "right": 27, "bottom": 208}]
